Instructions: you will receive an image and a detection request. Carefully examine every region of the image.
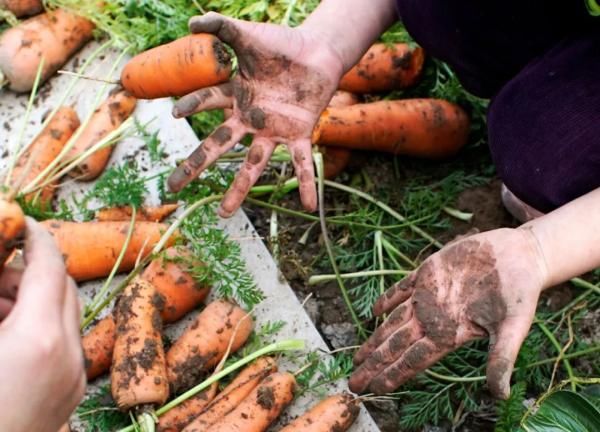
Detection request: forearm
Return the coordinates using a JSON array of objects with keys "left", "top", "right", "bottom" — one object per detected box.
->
[
  {"left": 522, "top": 187, "right": 600, "bottom": 288},
  {"left": 299, "top": 0, "right": 398, "bottom": 72}
]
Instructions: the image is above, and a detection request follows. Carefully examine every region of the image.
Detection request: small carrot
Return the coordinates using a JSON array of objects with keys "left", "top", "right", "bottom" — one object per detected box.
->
[
  {"left": 202, "top": 372, "right": 296, "bottom": 432},
  {"left": 82, "top": 312, "right": 116, "bottom": 381},
  {"left": 12, "top": 106, "right": 80, "bottom": 207},
  {"left": 167, "top": 300, "right": 254, "bottom": 395},
  {"left": 0, "top": 9, "right": 95, "bottom": 92},
  {"left": 111, "top": 277, "right": 169, "bottom": 411},
  {"left": 181, "top": 357, "right": 277, "bottom": 432},
  {"left": 157, "top": 385, "right": 218, "bottom": 432},
  {"left": 82, "top": 246, "right": 210, "bottom": 381},
  {"left": 339, "top": 43, "right": 425, "bottom": 94},
  {"left": 40, "top": 220, "right": 178, "bottom": 282},
  {"left": 96, "top": 204, "right": 178, "bottom": 223},
  {"left": 66, "top": 88, "right": 137, "bottom": 181},
  {"left": 0, "top": 192, "right": 26, "bottom": 269},
  {"left": 0, "top": 0, "right": 43, "bottom": 17},
  {"left": 312, "top": 99, "right": 470, "bottom": 159},
  {"left": 279, "top": 393, "right": 360, "bottom": 432},
  {"left": 121, "top": 34, "right": 232, "bottom": 99}
]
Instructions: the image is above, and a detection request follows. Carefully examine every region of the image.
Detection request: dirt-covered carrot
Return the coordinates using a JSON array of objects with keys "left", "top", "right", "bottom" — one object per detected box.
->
[
  {"left": 312, "top": 99, "right": 470, "bottom": 159},
  {"left": 167, "top": 300, "right": 254, "bottom": 394},
  {"left": 181, "top": 357, "right": 277, "bottom": 432},
  {"left": 0, "top": 193, "right": 26, "bottom": 269},
  {"left": 339, "top": 43, "right": 425, "bottom": 94},
  {"left": 40, "top": 220, "right": 178, "bottom": 282},
  {"left": 111, "top": 277, "right": 169, "bottom": 411},
  {"left": 82, "top": 313, "right": 116, "bottom": 381},
  {"left": 157, "top": 385, "right": 218, "bottom": 432},
  {"left": 121, "top": 34, "right": 232, "bottom": 99},
  {"left": 82, "top": 246, "right": 210, "bottom": 380},
  {"left": 279, "top": 393, "right": 360, "bottom": 432},
  {"left": 0, "top": 9, "right": 95, "bottom": 92},
  {"left": 0, "top": 0, "right": 43, "bottom": 17},
  {"left": 66, "top": 88, "right": 137, "bottom": 181},
  {"left": 201, "top": 372, "right": 296, "bottom": 432},
  {"left": 12, "top": 106, "right": 80, "bottom": 207},
  {"left": 96, "top": 204, "right": 178, "bottom": 223}
]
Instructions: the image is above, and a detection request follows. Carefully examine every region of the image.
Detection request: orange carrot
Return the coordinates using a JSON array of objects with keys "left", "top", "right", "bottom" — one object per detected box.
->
[
  {"left": 82, "top": 246, "right": 210, "bottom": 381},
  {"left": 96, "top": 204, "right": 178, "bottom": 223},
  {"left": 181, "top": 357, "right": 277, "bottom": 432},
  {"left": 111, "top": 277, "right": 169, "bottom": 410},
  {"left": 0, "top": 9, "right": 95, "bottom": 92},
  {"left": 339, "top": 43, "right": 425, "bottom": 94},
  {"left": 121, "top": 34, "right": 232, "bottom": 99},
  {"left": 200, "top": 372, "right": 296, "bottom": 432},
  {"left": 82, "top": 312, "right": 116, "bottom": 381},
  {"left": 279, "top": 393, "right": 360, "bottom": 432},
  {"left": 0, "top": 193, "right": 26, "bottom": 269},
  {"left": 12, "top": 106, "right": 80, "bottom": 207},
  {"left": 66, "top": 88, "right": 137, "bottom": 180},
  {"left": 0, "top": 0, "right": 43, "bottom": 17},
  {"left": 157, "top": 385, "right": 218, "bottom": 432},
  {"left": 312, "top": 99, "right": 470, "bottom": 159},
  {"left": 40, "top": 220, "right": 178, "bottom": 282},
  {"left": 167, "top": 300, "right": 254, "bottom": 394}
]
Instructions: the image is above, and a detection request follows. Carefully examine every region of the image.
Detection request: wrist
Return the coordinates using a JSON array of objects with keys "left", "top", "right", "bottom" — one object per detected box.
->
[{"left": 517, "top": 225, "right": 552, "bottom": 291}]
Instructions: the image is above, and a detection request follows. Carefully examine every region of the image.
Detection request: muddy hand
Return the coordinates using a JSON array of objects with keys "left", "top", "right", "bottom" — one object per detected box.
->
[
  {"left": 168, "top": 12, "right": 344, "bottom": 217},
  {"left": 349, "top": 228, "right": 549, "bottom": 399}
]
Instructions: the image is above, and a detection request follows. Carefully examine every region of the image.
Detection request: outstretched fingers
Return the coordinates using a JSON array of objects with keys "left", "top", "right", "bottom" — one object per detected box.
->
[
  {"left": 289, "top": 138, "right": 317, "bottom": 212},
  {"left": 168, "top": 117, "right": 247, "bottom": 192},
  {"left": 173, "top": 83, "right": 234, "bottom": 118},
  {"left": 349, "top": 318, "right": 423, "bottom": 394},
  {"left": 373, "top": 272, "right": 417, "bottom": 317},
  {"left": 354, "top": 302, "right": 413, "bottom": 366},
  {"left": 368, "top": 338, "right": 450, "bottom": 395},
  {"left": 218, "top": 137, "right": 276, "bottom": 218}
]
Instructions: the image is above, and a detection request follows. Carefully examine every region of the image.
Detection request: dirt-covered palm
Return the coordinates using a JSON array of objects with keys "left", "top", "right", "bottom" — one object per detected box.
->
[
  {"left": 168, "top": 12, "right": 344, "bottom": 217},
  {"left": 349, "top": 228, "right": 549, "bottom": 399}
]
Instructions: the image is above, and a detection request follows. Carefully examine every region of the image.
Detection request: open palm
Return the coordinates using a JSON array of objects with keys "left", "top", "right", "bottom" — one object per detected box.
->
[{"left": 168, "top": 12, "right": 344, "bottom": 217}]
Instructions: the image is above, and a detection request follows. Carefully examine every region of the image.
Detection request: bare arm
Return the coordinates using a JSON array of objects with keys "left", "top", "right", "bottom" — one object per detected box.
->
[
  {"left": 525, "top": 187, "right": 600, "bottom": 288},
  {"left": 300, "top": 0, "right": 399, "bottom": 72}
]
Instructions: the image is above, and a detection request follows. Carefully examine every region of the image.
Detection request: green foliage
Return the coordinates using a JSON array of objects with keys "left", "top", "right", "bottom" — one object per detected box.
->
[
  {"left": 134, "top": 118, "right": 164, "bottom": 163},
  {"left": 196, "top": 0, "right": 319, "bottom": 26},
  {"left": 77, "top": 385, "right": 129, "bottom": 431},
  {"left": 521, "top": 390, "right": 600, "bottom": 432},
  {"left": 17, "top": 196, "right": 74, "bottom": 221},
  {"left": 496, "top": 382, "right": 527, "bottom": 432},
  {"left": 586, "top": 0, "right": 600, "bottom": 16},
  {"left": 190, "top": 110, "right": 225, "bottom": 140},
  {"left": 83, "top": 162, "right": 148, "bottom": 209},
  {"left": 295, "top": 351, "right": 354, "bottom": 395}
]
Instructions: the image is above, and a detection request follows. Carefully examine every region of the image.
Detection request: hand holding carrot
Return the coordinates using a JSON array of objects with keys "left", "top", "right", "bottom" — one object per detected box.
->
[
  {"left": 168, "top": 12, "right": 345, "bottom": 217},
  {"left": 0, "top": 219, "right": 86, "bottom": 432}
]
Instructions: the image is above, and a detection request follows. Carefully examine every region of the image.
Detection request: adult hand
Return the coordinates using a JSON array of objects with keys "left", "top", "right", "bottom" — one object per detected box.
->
[
  {"left": 349, "top": 228, "right": 549, "bottom": 399},
  {"left": 168, "top": 12, "right": 345, "bottom": 217},
  {"left": 0, "top": 219, "right": 85, "bottom": 432}
]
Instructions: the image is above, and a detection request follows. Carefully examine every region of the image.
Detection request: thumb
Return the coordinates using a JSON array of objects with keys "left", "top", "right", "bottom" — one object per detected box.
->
[
  {"left": 189, "top": 12, "right": 249, "bottom": 50},
  {"left": 486, "top": 316, "right": 533, "bottom": 399}
]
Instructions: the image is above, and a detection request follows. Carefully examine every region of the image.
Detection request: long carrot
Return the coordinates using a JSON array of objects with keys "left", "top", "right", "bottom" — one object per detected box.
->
[
  {"left": 0, "top": 193, "right": 26, "bottom": 269},
  {"left": 66, "top": 88, "right": 137, "bottom": 181},
  {"left": 312, "top": 99, "right": 470, "bottom": 159},
  {"left": 111, "top": 277, "right": 169, "bottom": 411},
  {"left": 157, "top": 385, "right": 218, "bottom": 432},
  {"left": 121, "top": 34, "right": 232, "bottom": 99},
  {"left": 11, "top": 106, "right": 80, "bottom": 207},
  {"left": 203, "top": 372, "right": 296, "bottom": 432},
  {"left": 181, "top": 357, "right": 277, "bottom": 432},
  {"left": 167, "top": 300, "right": 254, "bottom": 394},
  {"left": 0, "top": 0, "right": 43, "bottom": 17},
  {"left": 279, "top": 393, "right": 360, "bottom": 432},
  {"left": 0, "top": 9, "right": 95, "bottom": 92},
  {"left": 40, "top": 220, "right": 178, "bottom": 281},
  {"left": 83, "top": 246, "right": 210, "bottom": 381},
  {"left": 96, "top": 204, "right": 178, "bottom": 223},
  {"left": 339, "top": 43, "right": 425, "bottom": 94}
]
